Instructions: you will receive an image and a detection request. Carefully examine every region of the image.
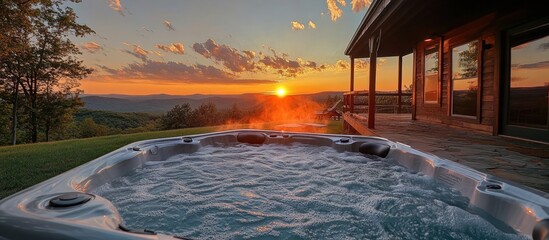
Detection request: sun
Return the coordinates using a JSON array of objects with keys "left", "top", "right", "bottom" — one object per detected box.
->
[{"left": 276, "top": 87, "right": 287, "bottom": 98}]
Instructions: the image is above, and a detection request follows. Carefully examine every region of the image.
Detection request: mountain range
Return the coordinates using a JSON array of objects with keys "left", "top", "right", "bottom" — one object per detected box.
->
[{"left": 81, "top": 91, "right": 344, "bottom": 113}]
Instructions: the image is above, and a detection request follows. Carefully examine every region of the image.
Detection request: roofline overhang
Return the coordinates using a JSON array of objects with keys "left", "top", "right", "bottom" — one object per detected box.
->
[{"left": 344, "top": 0, "right": 392, "bottom": 56}]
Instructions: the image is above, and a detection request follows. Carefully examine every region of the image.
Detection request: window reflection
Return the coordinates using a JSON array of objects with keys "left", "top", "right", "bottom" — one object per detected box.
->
[
  {"left": 452, "top": 41, "right": 478, "bottom": 117},
  {"left": 509, "top": 35, "right": 549, "bottom": 128},
  {"left": 424, "top": 46, "right": 439, "bottom": 103}
]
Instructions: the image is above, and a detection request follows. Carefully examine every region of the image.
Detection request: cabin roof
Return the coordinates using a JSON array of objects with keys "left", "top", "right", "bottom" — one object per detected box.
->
[{"left": 345, "top": 0, "right": 526, "bottom": 58}]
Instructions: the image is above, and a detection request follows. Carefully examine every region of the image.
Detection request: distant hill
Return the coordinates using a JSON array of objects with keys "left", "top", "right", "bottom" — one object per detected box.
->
[
  {"left": 81, "top": 92, "right": 344, "bottom": 113},
  {"left": 81, "top": 93, "right": 246, "bottom": 101},
  {"left": 75, "top": 109, "right": 159, "bottom": 130}
]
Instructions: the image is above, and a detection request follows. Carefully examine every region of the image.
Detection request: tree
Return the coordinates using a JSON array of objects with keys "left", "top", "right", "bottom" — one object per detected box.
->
[
  {"left": 160, "top": 103, "right": 194, "bottom": 130},
  {"left": 0, "top": 93, "right": 11, "bottom": 144},
  {"left": 192, "top": 102, "right": 219, "bottom": 127},
  {"left": 0, "top": 0, "right": 93, "bottom": 143},
  {"left": 78, "top": 118, "right": 108, "bottom": 138},
  {"left": 458, "top": 42, "right": 478, "bottom": 79},
  {"left": 38, "top": 89, "right": 82, "bottom": 141},
  {"left": 0, "top": 0, "right": 34, "bottom": 144},
  {"left": 225, "top": 104, "right": 242, "bottom": 122}
]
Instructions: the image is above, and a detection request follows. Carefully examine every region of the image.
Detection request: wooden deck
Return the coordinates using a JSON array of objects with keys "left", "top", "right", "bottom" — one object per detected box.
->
[{"left": 344, "top": 113, "right": 549, "bottom": 193}]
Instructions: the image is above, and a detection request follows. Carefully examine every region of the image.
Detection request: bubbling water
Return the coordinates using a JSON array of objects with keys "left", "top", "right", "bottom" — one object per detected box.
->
[{"left": 93, "top": 143, "right": 528, "bottom": 240}]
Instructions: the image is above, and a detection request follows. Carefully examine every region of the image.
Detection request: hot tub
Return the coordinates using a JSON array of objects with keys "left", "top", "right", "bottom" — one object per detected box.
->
[{"left": 0, "top": 130, "right": 548, "bottom": 239}]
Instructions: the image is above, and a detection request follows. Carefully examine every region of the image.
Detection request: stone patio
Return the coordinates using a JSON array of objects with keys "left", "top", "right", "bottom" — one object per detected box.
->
[{"left": 347, "top": 113, "right": 549, "bottom": 193}]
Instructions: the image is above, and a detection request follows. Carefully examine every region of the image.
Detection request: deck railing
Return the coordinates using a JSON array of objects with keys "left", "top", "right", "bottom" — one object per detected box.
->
[{"left": 343, "top": 91, "right": 412, "bottom": 114}]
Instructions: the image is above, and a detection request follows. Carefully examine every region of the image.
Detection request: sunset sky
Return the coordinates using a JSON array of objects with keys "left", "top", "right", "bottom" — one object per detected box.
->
[{"left": 70, "top": 0, "right": 413, "bottom": 95}]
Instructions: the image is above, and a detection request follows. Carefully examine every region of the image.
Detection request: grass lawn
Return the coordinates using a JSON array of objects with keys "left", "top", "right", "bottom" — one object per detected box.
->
[{"left": 0, "top": 120, "right": 344, "bottom": 200}]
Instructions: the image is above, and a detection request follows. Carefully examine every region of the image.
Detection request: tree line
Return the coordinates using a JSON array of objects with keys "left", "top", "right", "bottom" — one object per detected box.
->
[
  {"left": 0, "top": 95, "right": 340, "bottom": 146},
  {"left": 159, "top": 102, "right": 255, "bottom": 130},
  {"left": 1, "top": 0, "right": 93, "bottom": 145}
]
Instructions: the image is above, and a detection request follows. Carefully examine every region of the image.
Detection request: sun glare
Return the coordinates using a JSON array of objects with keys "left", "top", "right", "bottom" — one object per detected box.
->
[{"left": 276, "top": 87, "right": 287, "bottom": 98}]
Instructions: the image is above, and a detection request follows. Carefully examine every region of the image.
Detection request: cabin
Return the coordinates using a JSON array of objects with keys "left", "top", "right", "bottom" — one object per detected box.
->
[{"left": 344, "top": 0, "right": 548, "bottom": 143}]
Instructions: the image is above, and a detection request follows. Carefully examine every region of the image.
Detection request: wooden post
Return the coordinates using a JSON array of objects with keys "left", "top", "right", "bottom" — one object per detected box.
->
[
  {"left": 350, "top": 56, "right": 355, "bottom": 92},
  {"left": 352, "top": 94, "right": 355, "bottom": 114},
  {"left": 368, "top": 37, "right": 378, "bottom": 129},
  {"left": 350, "top": 56, "right": 355, "bottom": 113},
  {"left": 412, "top": 47, "right": 417, "bottom": 120},
  {"left": 397, "top": 55, "right": 403, "bottom": 114}
]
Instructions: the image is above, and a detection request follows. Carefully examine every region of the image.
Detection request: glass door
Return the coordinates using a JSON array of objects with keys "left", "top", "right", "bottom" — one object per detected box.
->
[{"left": 501, "top": 23, "right": 549, "bottom": 142}]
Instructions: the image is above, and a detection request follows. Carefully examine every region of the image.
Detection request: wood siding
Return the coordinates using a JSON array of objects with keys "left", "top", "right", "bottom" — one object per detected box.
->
[{"left": 414, "top": 17, "right": 496, "bottom": 133}]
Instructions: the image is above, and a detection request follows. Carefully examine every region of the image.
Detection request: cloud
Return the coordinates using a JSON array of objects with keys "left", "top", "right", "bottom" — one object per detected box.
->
[
  {"left": 513, "top": 60, "right": 549, "bottom": 70},
  {"left": 156, "top": 43, "right": 185, "bottom": 55},
  {"left": 257, "top": 49, "right": 321, "bottom": 77},
  {"left": 95, "top": 60, "right": 276, "bottom": 85},
  {"left": 326, "top": 0, "right": 370, "bottom": 22},
  {"left": 291, "top": 21, "right": 305, "bottom": 30},
  {"left": 151, "top": 51, "right": 163, "bottom": 57},
  {"left": 163, "top": 20, "right": 175, "bottom": 31},
  {"left": 326, "top": 0, "right": 346, "bottom": 22},
  {"left": 108, "top": 0, "right": 125, "bottom": 16},
  {"left": 335, "top": 59, "right": 350, "bottom": 70},
  {"left": 81, "top": 42, "right": 103, "bottom": 53},
  {"left": 334, "top": 59, "right": 369, "bottom": 71},
  {"left": 123, "top": 44, "right": 150, "bottom": 61},
  {"left": 308, "top": 20, "right": 316, "bottom": 29},
  {"left": 331, "top": 58, "right": 385, "bottom": 71},
  {"left": 351, "top": 0, "right": 371, "bottom": 12},
  {"left": 192, "top": 39, "right": 257, "bottom": 72},
  {"left": 192, "top": 39, "right": 323, "bottom": 78},
  {"left": 243, "top": 50, "right": 256, "bottom": 59},
  {"left": 356, "top": 59, "right": 371, "bottom": 68}
]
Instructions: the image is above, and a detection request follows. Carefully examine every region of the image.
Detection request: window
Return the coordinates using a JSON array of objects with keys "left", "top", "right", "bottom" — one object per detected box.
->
[
  {"left": 451, "top": 41, "right": 479, "bottom": 117},
  {"left": 424, "top": 45, "right": 439, "bottom": 104},
  {"left": 508, "top": 34, "right": 549, "bottom": 128}
]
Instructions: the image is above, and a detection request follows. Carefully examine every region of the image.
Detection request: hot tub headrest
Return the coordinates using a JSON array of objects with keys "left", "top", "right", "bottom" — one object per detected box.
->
[
  {"left": 237, "top": 132, "right": 267, "bottom": 144},
  {"left": 358, "top": 142, "right": 390, "bottom": 158},
  {"left": 534, "top": 219, "right": 549, "bottom": 240}
]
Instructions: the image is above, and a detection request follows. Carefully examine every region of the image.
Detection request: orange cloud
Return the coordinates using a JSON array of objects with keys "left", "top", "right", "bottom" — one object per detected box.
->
[
  {"left": 163, "top": 20, "right": 175, "bottom": 31},
  {"left": 192, "top": 39, "right": 325, "bottom": 78},
  {"left": 95, "top": 61, "right": 276, "bottom": 85},
  {"left": 326, "top": 0, "right": 346, "bottom": 22},
  {"left": 108, "top": 0, "right": 125, "bottom": 16},
  {"left": 81, "top": 42, "right": 103, "bottom": 53},
  {"left": 123, "top": 43, "right": 150, "bottom": 61},
  {"left": 308, "top": 20, "right": 316, "bottom": 29},
  {"left": 335, "top": 59, "right": 351, "bottom": 70},
  {"left": 326, "top": 0, "right": 370, "bottom": 21},
  {"left": 291, "top": 21, "right": 305, "bottom": 30},
  {"left": 332, "top": 59, "right": 372, "bottom": 71},
  {"left": 192, "top": 39, "right": 257, "bottom": 72},
  {"left": 351, "top": 0, "right": 371, "bottom": 12},
  {"left": 156, "top": 43, "right": 185, "bottom": 55},
  {"left": 243, "top": 50, "right": 256, "bottom": 59},
  {"left": 258, "top": 49, "right": 321, "bottom": 77}
]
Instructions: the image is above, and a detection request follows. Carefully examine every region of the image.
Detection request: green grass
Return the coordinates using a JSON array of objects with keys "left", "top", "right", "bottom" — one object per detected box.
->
[
  {"left": 326, "top": 120, "right": 344, "bottom": 134},
  {"left": 0, "top": 126, "right": 220, "bottom": 199},
  {"left": 0, "top": 120, "right": 344, "bottom": 200}
]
